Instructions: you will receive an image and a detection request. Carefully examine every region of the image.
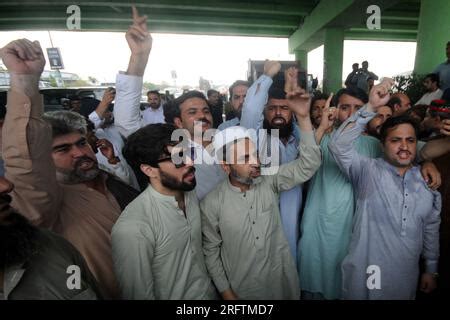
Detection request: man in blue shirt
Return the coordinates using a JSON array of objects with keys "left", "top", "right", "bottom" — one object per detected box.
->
[
  {"left": 433, "top": 41, "right": 450, "bottom": 91},
  {"left": 329, "top": 79, "right": 441, "bottom": 300}
]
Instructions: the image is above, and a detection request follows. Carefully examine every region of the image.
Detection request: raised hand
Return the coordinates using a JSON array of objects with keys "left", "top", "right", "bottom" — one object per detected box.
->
[
  {"left": 284, "top": 66, "right": 298, "bottom": 93},
  {"left": 286, "top": 87, "right": 311, "bottom": 119},
  {"left": 97, "top": 139, "right": 119, "bottom": 164},
  {"left": 102, "top": 87, "right": 116, "bottom": 105},
  {"left": 368, "top": 78, "right": 395, "bottom": 111},
  {"left": 263, "top": 60, "right": 281, "bottom": 78},
  {"left": 126, "top": 6, "right": 152, "bottom": 56},
  {"left": 319, "top": 93, "right": 336, "bottom": 131},
  {"left": 0, "top": 39, "right": 45, "bottom": 76}
]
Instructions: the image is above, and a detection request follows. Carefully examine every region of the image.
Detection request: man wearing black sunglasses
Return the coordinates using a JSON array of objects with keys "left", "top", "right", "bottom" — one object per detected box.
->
[{"left": 112, "top": 123, "right": 217, "bottom": 300}]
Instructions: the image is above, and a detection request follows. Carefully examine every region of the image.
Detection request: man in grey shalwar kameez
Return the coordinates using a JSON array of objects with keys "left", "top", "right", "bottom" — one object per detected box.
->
[
  {"left": 200, "top": 86, "right": 321, "bottom": 300},
  {"left": 329, "top": 79, "right": 441, "bottom": 300}
]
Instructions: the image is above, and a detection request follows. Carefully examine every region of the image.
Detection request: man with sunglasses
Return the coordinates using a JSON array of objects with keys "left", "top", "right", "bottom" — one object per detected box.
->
[{"left": 111, "top": 123, "right": 217, "bottom": 300}]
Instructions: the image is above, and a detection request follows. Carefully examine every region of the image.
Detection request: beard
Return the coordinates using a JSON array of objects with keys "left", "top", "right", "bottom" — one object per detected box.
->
[
  {"left": 0, "top": 195, "right": 39, "bottom": 268},
  {"left": 160, "top": 167, "right": 196, "bottom": 192},
  {"left": 263, "top": 117, "right": 294, "bottom": 139},
  {"left": 57, "top": 155, "right": 100, "bottom": 184},
  {"left": 230, "top": 166, "right": 262, "bottom": 186}
]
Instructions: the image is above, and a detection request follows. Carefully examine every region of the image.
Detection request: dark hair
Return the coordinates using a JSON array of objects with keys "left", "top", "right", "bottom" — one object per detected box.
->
[
  {"left": 207, "top": 89, "right": 219, "bottom": 97},
  {"left": 352, "top": 63, "right": 359, "bottom": 68},
  {"left": 163, "top": 90, "right": 208, "bottom": 124},
  {"left": 425, "top": 73, "right": 440, "bottom": 86},
  {"left": 42, "top": 110, "right": 87, "bottom": 138},
  {"left": 311, "top": 93, "right": 329, "bottom": 107},
  {"left": 362, "top": 61, "right": 368, "bottom": 65},
  {"left": 147, "top": 90, "right": 160, "bottom": 96},
  {"left": 229, "top": 80, "right": 250, "bottom": 100},
  {"left": 406, "top": 104, "right": 427, "bottom": 121},
  {"left": 332, "top": 87, "right": 368, "bottom": 106},
  {"left": 268, "top": 85, "right": 286, "bottom": 101},
  {"left": 122, "top": 124, "right": 178, "bottom": 188},
  {"left": 379, "top": 115, "right": 419, "bottom": 144},
  {"left": 386, "top": 96, "right": 402, "bottom": 109}
]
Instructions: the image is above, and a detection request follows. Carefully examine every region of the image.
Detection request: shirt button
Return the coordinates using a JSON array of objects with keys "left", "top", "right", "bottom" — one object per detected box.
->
[
  {"left": 404, "top": 205, "right": 407, "bottom": 208},
  {"left": 403, "top": 218, "right": 406, "bottom": 221},
  {"left": 405, "top": 194, "right": 408, "bottom": 196},
  {"left": 256, "top": 236, "right": 259, "bottom": 240},
  {"left": 253, "top": 221, "right": 255, "bottom": 224}
]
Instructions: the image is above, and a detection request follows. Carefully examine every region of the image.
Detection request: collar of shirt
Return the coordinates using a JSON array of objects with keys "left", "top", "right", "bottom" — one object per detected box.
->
[
  {"left": 146, "top": 183, "right": 179, "bottom": 206},
  {"left": 146, "top": 105, "right": 164, "bottom": 113},
  {"left": 380, "top": 159, "right": 419, "bottom": 178}
]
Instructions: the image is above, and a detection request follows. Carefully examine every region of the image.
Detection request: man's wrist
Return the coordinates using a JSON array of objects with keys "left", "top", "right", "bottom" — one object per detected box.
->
[
  {"left": 9, "top": 74, "right": 40, "bottom": 96},
  {"left": 126, "top": 54, "right": 149, "bottom": 76},
  {"left": 296, "top": 115, "right": 313, "bottom": 132}
]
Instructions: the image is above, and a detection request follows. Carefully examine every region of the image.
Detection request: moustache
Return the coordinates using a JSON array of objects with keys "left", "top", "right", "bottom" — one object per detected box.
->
[
  {"left": 195, "top": 118, "right": 211, "bottom": 125},
  {"left": 183, "top": 167, "right": 196, "bottom": 178},
  {"left": 74, "top": 156, "right": 97, "bottom": 168}
]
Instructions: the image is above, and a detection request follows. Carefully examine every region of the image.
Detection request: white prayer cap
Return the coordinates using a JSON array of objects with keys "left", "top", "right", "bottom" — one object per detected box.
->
[{"left": 212, "top": 126, "right": 256, "bottom": 159}]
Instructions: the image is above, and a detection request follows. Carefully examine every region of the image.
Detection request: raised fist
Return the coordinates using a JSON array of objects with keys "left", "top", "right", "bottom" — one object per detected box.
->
[
  {"left": 368, "top": 78, "right": 395, "bottom": 111},
  {"left": 0, "top": 39, "right": 45, "bottom": 76},
  {"left": 263, "top": 60, "right": 281, "bottom": 78}
]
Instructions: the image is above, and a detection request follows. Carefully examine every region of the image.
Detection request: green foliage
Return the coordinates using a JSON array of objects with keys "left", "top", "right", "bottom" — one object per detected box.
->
[
  {"left": 66, "top": 79, "right": 90, "bottom": 87},
  {"left": 49, "top": 75, "right": 58, "bottom": 87},
  {"left": 392, "top": 73, "right": 425, "bottom": 104},
  {"left": 143, "top": 81, "right": 158, "bottom": 91}
]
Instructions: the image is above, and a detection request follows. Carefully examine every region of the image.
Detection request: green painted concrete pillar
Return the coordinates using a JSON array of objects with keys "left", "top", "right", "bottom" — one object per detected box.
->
[
  {"left": 323, "top": 27, "right": 344, "bottom": 93},
  {"left": 295, "top": 50, "right": 308, "bottom": 74},
  {"left": 414, "top": 0, "right": 450, "bottom": 75}
]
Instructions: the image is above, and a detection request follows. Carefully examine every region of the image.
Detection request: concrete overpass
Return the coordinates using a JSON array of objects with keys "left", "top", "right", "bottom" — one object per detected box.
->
[{"left": 0, "top": 0, "right": 448, "bottom": 92}]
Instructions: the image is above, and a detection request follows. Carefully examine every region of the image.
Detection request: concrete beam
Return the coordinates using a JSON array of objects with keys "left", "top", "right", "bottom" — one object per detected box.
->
[
  {"left": 288, "top": 0, "right": 355, "bottom": 53},
  {"left": 414, "top": 0, "right": 450, "bottom": 74}
]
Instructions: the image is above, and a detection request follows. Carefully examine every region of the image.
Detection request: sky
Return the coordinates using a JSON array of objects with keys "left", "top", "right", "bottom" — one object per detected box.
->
[{"left": 0, "top": 30, "right": 417, "bottom": 89}]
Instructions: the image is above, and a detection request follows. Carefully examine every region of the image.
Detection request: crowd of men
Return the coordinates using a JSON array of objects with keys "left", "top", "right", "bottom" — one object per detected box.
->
[{"left": 1, "top": 7, "right": 450, "bottom": 300}]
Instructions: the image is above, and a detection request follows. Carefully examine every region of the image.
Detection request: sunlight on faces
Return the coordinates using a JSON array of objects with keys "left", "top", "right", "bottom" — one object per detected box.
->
[
  {"left": 311, "top": 98, "right": 327, "bottom": 128},
  {"left": 221, "top": 138, "right": 262, "bottom": 186},
  {"left": 51, "top": 132, "right": 100, "bottom": 184},
  {"left": 367, "top": 106, "right": 393, "bottom": 137},
  {"left": 174, "top": 97, "right": 213, "bottom": 138},
  {"left": 337, "top": 94, "right": 364, "bottom": 124},
  {"left": 383, "top": 124, "right": 417, "bottom": 168}
]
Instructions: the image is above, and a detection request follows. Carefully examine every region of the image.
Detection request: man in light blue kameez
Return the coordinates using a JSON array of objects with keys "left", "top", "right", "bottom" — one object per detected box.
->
[
  {"left": 329, "top": 79, "right": 441, "bottom": 300},
  {"left": 298, "top": 87, "right": 381, "bottom": 300}
]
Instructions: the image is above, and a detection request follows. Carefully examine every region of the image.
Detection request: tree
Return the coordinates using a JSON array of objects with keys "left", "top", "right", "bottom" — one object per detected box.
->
[
  {"left": 392, "top": 73, "right": 425, "bottom": 105},
  {"left": 143, "top": 81, "right": 158, "bottom": 91}
]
